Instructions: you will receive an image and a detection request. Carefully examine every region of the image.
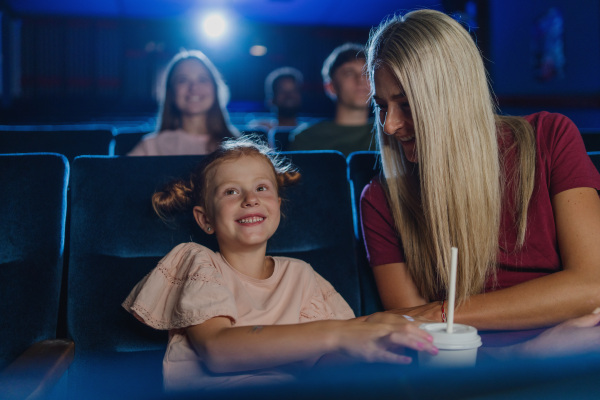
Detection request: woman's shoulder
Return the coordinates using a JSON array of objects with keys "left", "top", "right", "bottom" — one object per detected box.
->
[
  {"left": 361, "top": 175, "right": 386, "bottom": 203},
  {"left": 522, "top": 111, "right": 577, "bottom": 134}
]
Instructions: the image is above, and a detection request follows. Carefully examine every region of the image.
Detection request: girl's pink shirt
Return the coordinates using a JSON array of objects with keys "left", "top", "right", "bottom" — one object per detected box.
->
[{"left": 122, "top": 242, "right": 354, "bottom": 392}]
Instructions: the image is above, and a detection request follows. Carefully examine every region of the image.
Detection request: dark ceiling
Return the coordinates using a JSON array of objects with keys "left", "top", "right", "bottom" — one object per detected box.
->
[{"left": 5, "top": 0, "right": 443, "bottom": 27}]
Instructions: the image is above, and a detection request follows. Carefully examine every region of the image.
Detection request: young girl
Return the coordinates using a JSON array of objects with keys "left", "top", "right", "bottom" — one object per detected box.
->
[
  {"left": 122, "top": 137, "right": 437, "bottom": 392},
  {"left": 128, "top": 49, "right": 238, "bottom": 156}
]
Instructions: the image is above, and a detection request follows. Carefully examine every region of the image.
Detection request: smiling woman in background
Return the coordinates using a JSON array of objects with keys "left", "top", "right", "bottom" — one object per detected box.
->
[
  {"left": 128, "top": 50, "right": 238, "bottom": 156},
  {"left": 360, "top": 9, "right": 600, "bottom": 331}
]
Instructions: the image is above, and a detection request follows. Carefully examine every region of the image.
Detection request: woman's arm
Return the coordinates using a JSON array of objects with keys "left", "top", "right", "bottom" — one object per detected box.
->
[
  {"left": 186, "top": 314, "right": 437, "bottom": 373},
  {"left": 394, "top": 187, "right": 600, "bottom": 330},
  {"left": 372, "top": 262, "right": 426, "bottom": 309}
]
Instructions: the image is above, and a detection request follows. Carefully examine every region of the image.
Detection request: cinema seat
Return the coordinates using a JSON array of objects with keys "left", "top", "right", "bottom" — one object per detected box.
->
[
  {"left": 67, "top": 155, "right": 209, "bottom": 399},
  {"left": 0, "top": 125, "right": 115, "bottom": 161},
  {"left": 272, "top": 151, "right": 360, "bottom": 314},
  {"left": 347, "top": 151, "right": 383, "bottom": 315},
  {"left": 581, "top": 129, "right": 600, "bottom": 152},
  {"left": 65, "top": 150, "right": 360, "bottom": 397},
  {"left": 112, "top": 127, "right": 153, "bottom": 156},
  {"left": 0, "top": 153, "right": 73, "bottom": 398}
]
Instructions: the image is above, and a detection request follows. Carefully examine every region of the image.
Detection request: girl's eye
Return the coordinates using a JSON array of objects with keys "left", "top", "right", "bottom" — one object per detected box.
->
[
  {"left": 257, "top": 185, "right": 267, "bottom": 192},
  {"left": 225, "top": 189, "right": 238, "bottom": 195}
]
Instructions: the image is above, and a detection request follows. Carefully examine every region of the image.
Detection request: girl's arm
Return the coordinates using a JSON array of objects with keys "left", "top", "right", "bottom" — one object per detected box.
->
[
  {"left": 392, "top": 187, "right": 600, "bottom": 330},
  {"left": 186, "top": 314, "right": 437, "bottom": 373}
]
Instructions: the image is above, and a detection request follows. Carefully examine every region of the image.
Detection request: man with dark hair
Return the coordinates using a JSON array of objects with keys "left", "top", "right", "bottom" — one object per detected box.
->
[
  {"left": 249, "top": 67, "right": 305, "bottom": 131},
  {"left": 288, "top": 43, "right": 373, "bottom": 156}
]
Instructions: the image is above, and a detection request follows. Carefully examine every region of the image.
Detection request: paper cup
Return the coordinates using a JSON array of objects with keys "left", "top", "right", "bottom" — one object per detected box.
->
[{"left": 418, "top": 323, "right": 482, "bottom": 368}]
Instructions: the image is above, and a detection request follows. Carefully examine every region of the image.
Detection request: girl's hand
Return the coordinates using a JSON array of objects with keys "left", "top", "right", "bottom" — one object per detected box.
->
[
  {"left": 335, "top": 315, "right": 438, "bottom": 364},
  {"left": 387, "top": 302, "right": 443, "bottom": 323}
]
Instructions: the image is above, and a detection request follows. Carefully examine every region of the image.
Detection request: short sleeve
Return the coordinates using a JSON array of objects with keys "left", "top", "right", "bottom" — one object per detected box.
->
[
  {"left": 300, "top": 270, "right": 355, "bottom": 321},
  {"left": 122, "top": 243, "right": 238, "bottom": 330},
  {"left": 360, "top": 178, "right": 405, "bottom": 267},
  {"left": 532, "top": 112, "right": 600, "bottom": 195}
]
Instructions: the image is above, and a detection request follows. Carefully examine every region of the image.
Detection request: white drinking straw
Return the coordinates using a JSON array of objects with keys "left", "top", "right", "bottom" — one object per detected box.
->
[{"left": 447, "top": 247, "right": 458, "bottom": 333}]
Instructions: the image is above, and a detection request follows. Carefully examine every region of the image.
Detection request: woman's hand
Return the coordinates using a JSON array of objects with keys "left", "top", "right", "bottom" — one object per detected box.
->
[
  {"left": 511, "top": 310, "right": 600, "bottom": 359},
  {"left": 335, "top": 314, "right": 438, "bottom": 364}
]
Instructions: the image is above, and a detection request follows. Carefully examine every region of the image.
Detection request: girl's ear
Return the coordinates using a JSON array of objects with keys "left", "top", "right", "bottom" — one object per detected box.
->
[{"left": 193, "top": 206, "right": 214, "bottom": 235}]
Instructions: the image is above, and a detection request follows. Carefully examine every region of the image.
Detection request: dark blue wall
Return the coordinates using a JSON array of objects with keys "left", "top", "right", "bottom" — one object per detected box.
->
[{"left": 490, "top": 0, "right": 600, "bottom": 96}]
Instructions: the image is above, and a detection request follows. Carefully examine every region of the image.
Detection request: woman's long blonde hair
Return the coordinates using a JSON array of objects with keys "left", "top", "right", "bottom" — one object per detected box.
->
[{"left": 366, "top": 10, "right": 536, "bottom": 303}]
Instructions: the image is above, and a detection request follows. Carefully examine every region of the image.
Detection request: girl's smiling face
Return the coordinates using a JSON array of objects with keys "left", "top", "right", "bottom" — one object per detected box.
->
[{"left": 196, "top": 154, "right": 281, "bottom": 254}]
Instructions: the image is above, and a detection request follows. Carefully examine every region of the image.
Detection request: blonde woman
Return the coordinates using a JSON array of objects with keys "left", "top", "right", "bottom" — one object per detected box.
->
[
  {"left": 129, "top": 50, "right": 238, "bottom": 156},
  {"left": 360, "top": 9, "right": 600, "bottom": 331}
]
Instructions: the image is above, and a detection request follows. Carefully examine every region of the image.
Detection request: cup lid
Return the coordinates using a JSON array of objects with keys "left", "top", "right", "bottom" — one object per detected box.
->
[{"left": 419, "top": 323, "right": 482, "bottom": 350}]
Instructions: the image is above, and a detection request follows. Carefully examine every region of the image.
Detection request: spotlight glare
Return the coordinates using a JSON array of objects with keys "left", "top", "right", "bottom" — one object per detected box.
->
[
  {"left": 202, "top": 13, "right": 226, "bottom": 38},
  {"left": 250, "top": 45, "right": 268, "bottom": 57}
]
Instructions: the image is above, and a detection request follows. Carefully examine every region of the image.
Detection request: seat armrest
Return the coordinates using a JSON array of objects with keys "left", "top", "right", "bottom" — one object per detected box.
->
[{"left": 0, "top": 339, "right": 75, "bottom": 400}]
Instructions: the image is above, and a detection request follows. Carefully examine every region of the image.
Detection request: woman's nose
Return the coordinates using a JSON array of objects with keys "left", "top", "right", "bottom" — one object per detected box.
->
[{"left": 383, "top": 109, "right": 406, "bottom": 136}]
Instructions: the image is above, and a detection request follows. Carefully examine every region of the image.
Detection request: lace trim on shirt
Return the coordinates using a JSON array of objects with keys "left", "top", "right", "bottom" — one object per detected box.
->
[
  {"left": 129, "top": 302, "right": 235, "bottom": 330},
  {"left": 156, "top": 260, "right": 226, "bottom": 287}
]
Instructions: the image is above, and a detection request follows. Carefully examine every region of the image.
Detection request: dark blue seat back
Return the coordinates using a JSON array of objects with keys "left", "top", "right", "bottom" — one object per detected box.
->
[
  {"left": 66, "top": 151, "right": 359, "bottom": 397},
  {"left": 68, "top": 155, "right": 211, "bottom": 355},
  {"left": 272, "top": 151, "right": 360, "bottom": 315},
  {"left": 0, "top": 153, "right": 68, "bottom": 370},
  {"left": 67, "top": 155, "right": 210, "bottom": 397},
  {"left": 270, "top": 128, "right": 294, "bottom": 151},
  {"left": 587, "top": 151, "right": 600, "bottom": 173},
  {"left": 68, "top": 151, "right": 360, "bottom": 356},
  {"left": 112, "top": 129, "right": 152, "bottom": 156},
  {"left": 581, "top": 129, "right": 600, "bottom": 152},
  {"left": 0, "top": 125, "right": 114, "bottom": 161},
  {"left": 347, "top": 151, "right": 383, "bottom": 315}
]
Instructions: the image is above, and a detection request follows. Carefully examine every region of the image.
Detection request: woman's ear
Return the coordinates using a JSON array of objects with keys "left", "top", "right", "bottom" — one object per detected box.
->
[{"left": 193, "top": 206, "right": 214, "bottom": 234}]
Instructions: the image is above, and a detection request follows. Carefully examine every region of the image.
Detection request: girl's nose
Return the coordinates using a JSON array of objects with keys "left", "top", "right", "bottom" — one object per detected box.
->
[{"left": 243, "top": 193, "right": 259, "bottom": 207}]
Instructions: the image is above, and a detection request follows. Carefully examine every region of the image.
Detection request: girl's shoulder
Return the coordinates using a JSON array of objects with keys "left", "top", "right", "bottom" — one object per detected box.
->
[
  {"left": 122, "top": 243, "right": 233, "bottom": 330},
  {"left": 157, "top": 242, "right": 224, "bottom": 282},
  {"left": 271, "top": 255, "right": 313, "bottom": 274}
]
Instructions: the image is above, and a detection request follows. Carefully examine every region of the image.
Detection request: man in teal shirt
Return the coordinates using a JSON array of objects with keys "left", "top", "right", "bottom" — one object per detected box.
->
[{"left": 289, "top": 43, "right": 374, "bottom": 157}]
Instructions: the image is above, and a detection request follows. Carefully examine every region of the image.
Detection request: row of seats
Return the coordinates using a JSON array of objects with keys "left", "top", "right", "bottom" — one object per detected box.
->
[
  {"left": 0, "top": 150, "right": 381, "bottom": 399},
  {"left": 4, "top": 149, "right": 600, "bottom": 399},
  {"left": 3, "top": 124, "right": 600, "bottom": 160},
  {"left": 0, "top": 124, "right": 300, "bottom": 160}
]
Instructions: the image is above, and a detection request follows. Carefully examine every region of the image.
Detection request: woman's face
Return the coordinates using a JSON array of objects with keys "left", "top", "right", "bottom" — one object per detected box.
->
[
  {"left": 171, "top": 59, "right": 216, "bottom": 117},
  {"left": 373, "top": 66, "right": 417, "bottom": 163}
]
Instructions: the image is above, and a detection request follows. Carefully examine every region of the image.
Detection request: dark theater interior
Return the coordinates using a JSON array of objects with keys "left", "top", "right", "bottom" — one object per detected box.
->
[{"left": 1, "top": 0, "right": 600, "bottom": 399}]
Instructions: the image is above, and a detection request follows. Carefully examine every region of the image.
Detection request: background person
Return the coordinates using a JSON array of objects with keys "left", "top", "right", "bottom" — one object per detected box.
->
[
  {"left": 248, "top": 66, "right": 306, "bottom": 132},
  {"left": 289, "top": 43, "right": 374, "bottom": 157},
  {"left": 128, "top": 50, "right": 238, "bottom": 156}
]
